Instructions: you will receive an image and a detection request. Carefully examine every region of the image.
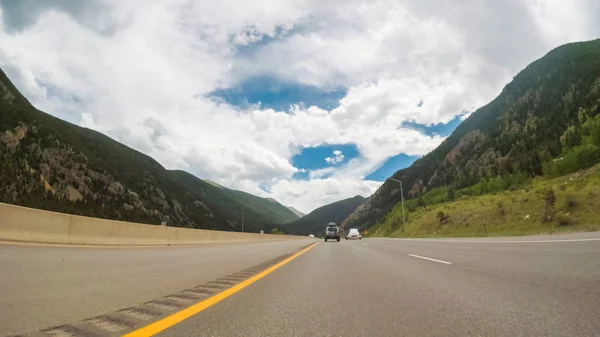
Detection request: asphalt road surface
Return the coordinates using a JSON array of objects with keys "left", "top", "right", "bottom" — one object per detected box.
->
[
  {"left": 0, "top": 239, "right": 315, "bottom": 336},
  {"left": 2, "top": 233, "right": 600, "bottom": 337},
  {"left": 158, "top": 233, "right": 600, "bottom": 337}
]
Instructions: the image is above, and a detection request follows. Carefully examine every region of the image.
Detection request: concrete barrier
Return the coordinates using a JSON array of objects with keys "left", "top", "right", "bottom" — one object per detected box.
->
[{"left": 0, "top": 202, "right": 305, "bottom": 245}]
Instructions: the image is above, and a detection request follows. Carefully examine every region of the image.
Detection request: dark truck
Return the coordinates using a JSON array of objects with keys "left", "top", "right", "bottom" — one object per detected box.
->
[{"left": 324, "top": 222, "right": 340, "bottom": 242}]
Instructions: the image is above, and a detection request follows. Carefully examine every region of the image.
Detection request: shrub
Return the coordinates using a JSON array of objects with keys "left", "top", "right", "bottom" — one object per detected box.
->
[
  {"left": 542, "top": 144, "right": 600, "bottom": 177},
  {"left": 447, "top": 187, "right": 455, "bottom": 201},
  {"left": 542, "top": 188, "right": 556, "bottom": 223},
  {"left": 564, "top": 195, "right": 577, "bottom": 210},
  {"left": 271, "top": 227, "right": 284, "bottom": 235},
  {"left": 556, "top": 214, "right": 573, "bottom": 226},
  {"left": 543, "top": 188, "right": 556, "bottom": 207},
  {"left": 436, "top": 211, "right": 450, "bottom": 224}
]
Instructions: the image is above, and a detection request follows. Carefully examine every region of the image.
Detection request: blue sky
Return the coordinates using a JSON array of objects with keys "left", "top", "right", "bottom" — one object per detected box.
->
[
  {"left": 214, "top": 77, "right": 464, "bottom": 183},
  {"left": 401, "top": 115, "right": 465, "bottom": 137},
  {"left": 3, "top": 0, "right": 595, "bottom": 212},
  {"left": 365, "top": 154, "right": 421, "bottom": 181},
  {"left": 291, "top": 143, "right": 359, "bottom": 170},
  {"left": 210, "top": 75, "right": 347, "bottom": 111},
  {"left": 213, "top": 77, "right": 464, "bottom": 183},
  {"left": 291, "top": 143, "right": 360, "bottom": 180},
  {"left": 211, "top": 75, "right": 464, "bottom": 185}
]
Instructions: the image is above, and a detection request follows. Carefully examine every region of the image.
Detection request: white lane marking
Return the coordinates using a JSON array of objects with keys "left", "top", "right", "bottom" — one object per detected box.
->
[
  {"left": 377, "top": 237, "right": 600, "bottom": 244},
  {"left": 408, "top": 254, "right": 452, "bottom": 265},
  {"left": 361, "top": 243, "right": 369, "bottom": 246}
]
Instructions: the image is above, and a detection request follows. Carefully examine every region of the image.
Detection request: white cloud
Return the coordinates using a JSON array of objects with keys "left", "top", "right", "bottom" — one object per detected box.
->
[
  {"left": 325, "top": 150, "right": 344, "bottom": 165},
  {"left": 267, "top": 177, "right": 381, "bottom": 213},
  {"left": 309, "top": 167, "right": 336, "bottom": 179},
  {"left": 232, "top": 26, "right": 265, "bottom": 46},
  {"left": 0, "top": 0, "right": 599, "bottom": 213}
]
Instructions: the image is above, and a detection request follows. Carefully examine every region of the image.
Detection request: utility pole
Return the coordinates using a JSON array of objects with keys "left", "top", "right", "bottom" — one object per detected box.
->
[
  {"left": 363, "top": 209, "right": 367, "bottom": 234},
  {"left": 388, "top": 178, "right": 405, "bottom": 233},
  {"left": 363, "top": 198, "right": 372, "bottom": 235},
  {"left": 400, "top": 180, "right": 405, "bottom": 233},
  {"left": 241, "top": 206, "right": 245, "bottom": 233}
]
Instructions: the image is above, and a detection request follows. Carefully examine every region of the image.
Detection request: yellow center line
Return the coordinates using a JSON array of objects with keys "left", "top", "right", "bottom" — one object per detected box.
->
[{"left": 123, "top": 241, "right": 320, "bottom": 337}]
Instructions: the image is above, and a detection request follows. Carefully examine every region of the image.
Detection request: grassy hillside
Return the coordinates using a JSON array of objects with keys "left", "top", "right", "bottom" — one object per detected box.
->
[
  {"left": 345, "top": 38, "right": 600, "bottom": 231},
  {"left": 282, "top": 195, "right": 365, "bottom": 236},
  {"left": 0, "top": 67, "right": 297, "bottom": 231},
  {"left": 370, "top": 164, "right": 600, "bottom": 237}
]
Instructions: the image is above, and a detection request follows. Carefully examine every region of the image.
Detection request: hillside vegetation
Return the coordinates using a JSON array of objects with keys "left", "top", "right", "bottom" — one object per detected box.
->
[
  {"left": 344, "top": 39, "right": 600, "bottom": 232},
  {"left": 168, "top": 171, "right": 299, "bottom": 228},
  {"left": 370, "top": 164, "right": 600, "bottom": 237},
  {"left": 282, "top": 196, "right": 365, "bottom": 236},
  {"left": 0, "top": 68, "right": 298, "bottom": 232}
]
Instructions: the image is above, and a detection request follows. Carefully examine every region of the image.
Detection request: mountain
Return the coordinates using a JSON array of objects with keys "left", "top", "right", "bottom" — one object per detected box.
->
[
  {"left": 282, "top": 196, "right": 365, "bottom": 236},
  {"left": 285, "top": 206, "right": 304, "bottom": 218},
  {"left": 168, "top": 171, "right": 299, "bottom": 227},
  {"left": 0, "top": 67, "right": 298, "bottom": 231},
  {"left": 343, "top": 39, "right": 600, "bottom": 230},
  {"left": 204, "top": 180, "right": 223, "bottom": 188}
]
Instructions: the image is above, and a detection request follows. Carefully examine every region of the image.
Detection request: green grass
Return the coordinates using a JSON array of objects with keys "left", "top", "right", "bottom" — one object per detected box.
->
[{"left": 370, "top": 164, "right": 600, "bottom": 238}]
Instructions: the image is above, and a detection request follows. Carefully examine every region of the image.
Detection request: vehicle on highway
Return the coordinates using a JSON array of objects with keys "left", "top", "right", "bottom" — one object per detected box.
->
[
  {"left": 346, "top": 228, "right": 361, "bottom": 240},
  {"left": 309, "top": 234, "right": 315, "bottom": 238},
  {"left": 324, "top": 222, "right": 340, "bottom": 242}
]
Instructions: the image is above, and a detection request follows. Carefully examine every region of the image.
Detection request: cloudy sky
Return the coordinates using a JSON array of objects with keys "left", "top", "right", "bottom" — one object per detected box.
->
[{"left": 1, "top": 0, "right": 599, "bottom": 213}]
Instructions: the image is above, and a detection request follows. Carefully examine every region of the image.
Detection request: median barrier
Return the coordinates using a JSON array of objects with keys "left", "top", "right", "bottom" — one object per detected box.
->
[
  {"left": 0, "top": 202, "right": 304, "bottom": 245},
  {"left": 0, "top": 202, "right": 71, "bottom": 243}
]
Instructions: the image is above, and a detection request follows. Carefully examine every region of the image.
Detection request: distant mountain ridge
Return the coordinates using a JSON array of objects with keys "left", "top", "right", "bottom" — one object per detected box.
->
[
  {"left": 168, "top": 171, "right": 300, "bottom": 228},
  {"left": 343, "top": 39, "right": 600, "bottom": 230},
  {"left": 0, "top": 67, "right": 298, "bottom": 231},
  {"left": 283, "top": 195, "right": 365, "bottom": 236},
  {"left": 285, "top": 206, "right": 304, "bottom": 218}
]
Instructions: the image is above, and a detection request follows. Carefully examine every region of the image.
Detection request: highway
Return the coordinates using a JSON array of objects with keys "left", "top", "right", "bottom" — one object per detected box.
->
[
  {"left": 0, "top": 239, "right": 315, "bottom": 336},
  {"left": 2, "top": 233, "right": 600, "bottom": 336}
]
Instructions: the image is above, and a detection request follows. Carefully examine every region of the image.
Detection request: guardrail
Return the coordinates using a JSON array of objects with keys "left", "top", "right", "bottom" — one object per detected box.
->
[{"left": 0, "top": 202, "right": 305, "bottom": 245}]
